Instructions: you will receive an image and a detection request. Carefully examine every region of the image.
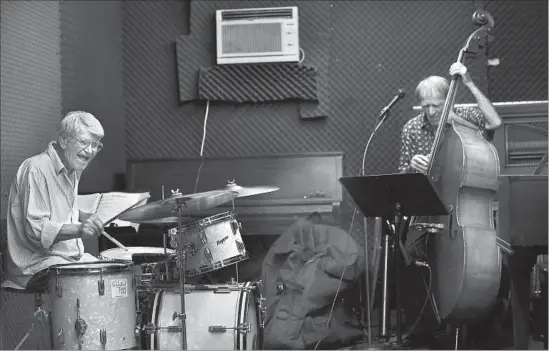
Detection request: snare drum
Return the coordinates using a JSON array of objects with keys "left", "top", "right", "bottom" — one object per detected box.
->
[
  {"left": 100, "top": 247, "right": 178, "bottom": 286},
  {"left": 149, "top": 282, "right": 263, "bottom": 350},
  {"left": 47, "top": 262, "right": 137, "bottom": 350},
  {"left": 169, "top": 212, "right": 248, "bottom": 276}
]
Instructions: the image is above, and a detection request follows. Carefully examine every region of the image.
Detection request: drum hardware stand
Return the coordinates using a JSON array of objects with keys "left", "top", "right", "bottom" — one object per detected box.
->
[
  {"left": 14, "top": 294, "right": 48, "bottom": 350},
  {"left": 378, "top": 226, "right": 392, "bottom": 340},
  {"left": 161, "top": 185, "right": 172, "bottom": 284},
  {"left": 339, "top": 173, "right": 448, "bottom": 349},
  {"left": 175, "top": 198, "right": 188, "bottom": 350}
]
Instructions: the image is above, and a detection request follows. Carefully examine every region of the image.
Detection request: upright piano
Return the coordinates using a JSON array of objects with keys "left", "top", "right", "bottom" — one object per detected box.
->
[{"left": 491, "top": 100, "right": 548, "bottom": 349}]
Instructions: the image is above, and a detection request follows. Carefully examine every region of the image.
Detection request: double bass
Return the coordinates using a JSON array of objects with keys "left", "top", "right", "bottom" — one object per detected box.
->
[{"left": 421, "top": 10, "right": 501, "bottom": 323}]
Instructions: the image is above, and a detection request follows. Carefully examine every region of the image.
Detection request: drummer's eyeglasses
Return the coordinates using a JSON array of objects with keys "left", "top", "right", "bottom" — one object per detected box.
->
[{"left": 69, "top": 135, "right": 104, "bottom": 152}]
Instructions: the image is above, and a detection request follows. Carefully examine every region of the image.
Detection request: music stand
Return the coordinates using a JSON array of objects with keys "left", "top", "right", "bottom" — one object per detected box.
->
[{"left": 340, "top": 173, "right": 448, "bottom": 346}]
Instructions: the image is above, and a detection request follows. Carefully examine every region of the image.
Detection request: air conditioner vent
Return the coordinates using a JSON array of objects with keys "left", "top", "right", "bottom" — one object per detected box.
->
[
  {"left": 216, "top": 6, "right": 299, "bottom": 65},
  {"left": 221, "top": 9, "right": 294, "bottom": 21}
]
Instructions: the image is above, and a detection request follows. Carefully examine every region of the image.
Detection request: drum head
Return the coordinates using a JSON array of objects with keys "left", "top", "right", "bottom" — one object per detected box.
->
[{"left": 101, "top": 246, "right": 176, "bottom": 262}]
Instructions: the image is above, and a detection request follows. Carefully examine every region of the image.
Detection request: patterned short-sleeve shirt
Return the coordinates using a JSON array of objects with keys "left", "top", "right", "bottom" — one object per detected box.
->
[{"left": 398, "top": 106, "right": 487, "bottom": 173}]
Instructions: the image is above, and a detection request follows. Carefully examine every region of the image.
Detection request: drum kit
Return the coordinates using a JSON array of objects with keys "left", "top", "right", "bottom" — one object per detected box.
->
[{"left": 40, "top": 181, "right": 279, "bottom": 350}]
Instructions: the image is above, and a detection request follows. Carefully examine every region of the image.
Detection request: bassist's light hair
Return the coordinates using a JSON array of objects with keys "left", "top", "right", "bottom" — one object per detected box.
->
[{"left": 415, "top": 76, "right": 449, "bottom": 101}]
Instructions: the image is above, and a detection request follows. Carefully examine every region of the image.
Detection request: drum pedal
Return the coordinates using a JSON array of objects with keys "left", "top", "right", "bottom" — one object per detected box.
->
[{"left": 208, "top": 323, "right": 251, "bottom": 334}]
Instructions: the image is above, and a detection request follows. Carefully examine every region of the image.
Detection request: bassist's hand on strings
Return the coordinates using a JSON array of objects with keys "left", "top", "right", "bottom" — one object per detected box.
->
[
  {"left": 449, "top": 62, "right": 472, "bottom": 85},
  {"left": 410, "top": 154, "right": 430, "bottom": 173}
]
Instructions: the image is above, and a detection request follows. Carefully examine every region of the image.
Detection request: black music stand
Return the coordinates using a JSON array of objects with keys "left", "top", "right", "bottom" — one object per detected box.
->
[{"left": 340, "top": 173, "right": 448, "bottom": 346}]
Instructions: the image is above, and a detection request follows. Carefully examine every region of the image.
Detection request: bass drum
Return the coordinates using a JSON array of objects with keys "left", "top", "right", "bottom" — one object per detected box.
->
[{"left": 149, "top": 282, "right": 262, "bottom": 350}]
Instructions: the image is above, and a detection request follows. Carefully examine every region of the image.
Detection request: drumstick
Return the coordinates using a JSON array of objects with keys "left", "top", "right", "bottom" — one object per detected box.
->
[{"left": 101, "top": 231, "right": 129, "bottom": 251}]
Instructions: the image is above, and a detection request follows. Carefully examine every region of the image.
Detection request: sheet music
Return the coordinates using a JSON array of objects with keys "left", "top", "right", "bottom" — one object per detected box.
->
[
  {"left": 77, "top": 193, "right": 102, "bottom": 213},
  {"left": 78, "top": 192, "right": 150, "bottom": 225}
]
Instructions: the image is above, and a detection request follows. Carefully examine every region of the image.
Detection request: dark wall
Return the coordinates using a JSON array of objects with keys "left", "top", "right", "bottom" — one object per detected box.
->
[
  {"left": 485, "top": 0, "right": 548, "bottom": 101},
  {"left": 1, "top": 2, "right": 125, "bottom": 348},
  {"left": 60, "top": 0, "right": 126, "bottom": 194},
  {"left": 58, "top": 0, "right": 126, "bottom": 255},
  {"left": 0, "top": 1, "right": 61, "bottom": 349},
  {"left": 0, "top": 1, "right": 63, "bottom": 218}
]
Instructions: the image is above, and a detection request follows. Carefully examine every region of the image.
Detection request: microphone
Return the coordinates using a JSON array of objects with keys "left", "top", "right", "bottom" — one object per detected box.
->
[{"left": 378, "top": 89, "right": 406, "bottom": 121}]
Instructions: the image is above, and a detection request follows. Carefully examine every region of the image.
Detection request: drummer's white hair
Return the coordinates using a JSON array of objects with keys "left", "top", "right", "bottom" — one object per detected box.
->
[{"left": 59, "top": 111, "right": 104, "bottom": 139}]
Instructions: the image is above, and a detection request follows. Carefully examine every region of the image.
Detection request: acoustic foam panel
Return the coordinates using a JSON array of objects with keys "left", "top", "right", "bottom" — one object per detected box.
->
[{"left": 198, "top": 63, "right": 319, "bottom": 103}]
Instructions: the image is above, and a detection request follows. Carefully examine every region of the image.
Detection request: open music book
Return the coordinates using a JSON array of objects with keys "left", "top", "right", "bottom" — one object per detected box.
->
[{"left": 77, "top": 191, "right": 150, "bottom": 226}]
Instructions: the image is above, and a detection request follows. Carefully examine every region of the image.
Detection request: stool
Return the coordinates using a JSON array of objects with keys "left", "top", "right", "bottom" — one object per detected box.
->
[{"left": 1, "top": 283, "right": 51, "bottom": 350}]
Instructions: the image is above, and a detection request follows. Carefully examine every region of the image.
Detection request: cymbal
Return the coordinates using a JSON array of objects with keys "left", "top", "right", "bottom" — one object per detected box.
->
[
  {"left": 118, "top": 190, "right": 237, "bottom": 222},
  {"left": 132, "top": 216, "right": 199, "bottom": 225},
  {"left": 222, "top": 181, "right": 279, "bottom": 198}
]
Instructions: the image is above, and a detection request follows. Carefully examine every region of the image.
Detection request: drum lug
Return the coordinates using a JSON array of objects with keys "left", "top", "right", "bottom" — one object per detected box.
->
[
  {"left": 55, "top": 281, "right": 63, "bottom": 297},
  {"left": 57, "top": 329, "right": 65, "bottom": 345},
  {"left": 208, "top": 323, "right": 251, "bottom": 334},
  {"left": 230, "top": 220, "right": 241, "bottom": 235},
  {"left": 144, "top": 322, "right": 182, "bottom": 334},
  {"left": 98, "top": 279, "right": 105, "bottom": 295},
  {"left": 204, "top": 247, "right": 213, "bottom": 262},
  {"left": 100, "top": 328, "right": 107, "bottom": 348},
  {"left": 172, "top": 311, "right": 186, "bottom": 321},
  {"left": 74, "top": 298, "right": 88, "bottom": 336},
  {"left": 144, "top": 323, "right": 156, "bottom": 335},
  {"left": 235, "top": 240, "right": 245, "bottom": 254},
  {"left": 199, "top": 229, "right": 208, "bottom": 244}
]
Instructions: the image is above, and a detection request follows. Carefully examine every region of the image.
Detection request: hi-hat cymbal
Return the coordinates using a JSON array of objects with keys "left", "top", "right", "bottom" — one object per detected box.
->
[
  {"left": 118, "top": 190, "right": 237, "bottom": 222},
  {"left": 222, "top": 181, "right": 279, "bottom": 198}
]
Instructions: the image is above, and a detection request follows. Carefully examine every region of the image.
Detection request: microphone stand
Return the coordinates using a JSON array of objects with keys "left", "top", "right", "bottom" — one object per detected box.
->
[{"left": 358, "top": 109, "right": 390, "bottom": 348}]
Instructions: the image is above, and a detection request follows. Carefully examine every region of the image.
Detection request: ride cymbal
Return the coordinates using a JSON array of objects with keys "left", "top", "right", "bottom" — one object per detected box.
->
[
  {"left": 222, "top": 181, "right": 279, "bottom": 198},
  {"left": 118, "top": 189, "right": 237, "bottom": 222}
]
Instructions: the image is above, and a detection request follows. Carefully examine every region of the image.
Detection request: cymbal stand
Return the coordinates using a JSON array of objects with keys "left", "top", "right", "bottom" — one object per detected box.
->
[
  {"left": 231, "top": 198, "right": 239, "bottom": 283},
  {"left": 175, "top": 200, "right": 188, "bottom": 350},
  {"left": 162, "top": 186, "right": 171, "bottom": 283},
  {"left": 14, "top": 294, "right": 48, "bottom": 350},
  {"left": 163, "top": 231, "right": 171, "bottom": 283}
]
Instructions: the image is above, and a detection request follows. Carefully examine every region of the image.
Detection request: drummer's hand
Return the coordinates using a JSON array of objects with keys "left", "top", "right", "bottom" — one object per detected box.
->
[
  {"left": 410, "top": 154, "right": 430, "bottom": 173},
  {"left": 78, "top": 214, "right": 104, "bottom": 238}
]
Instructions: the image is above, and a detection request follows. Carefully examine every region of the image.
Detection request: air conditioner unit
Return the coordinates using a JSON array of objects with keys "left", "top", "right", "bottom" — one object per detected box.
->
[{"left": 216, "top": 6, "right": 299, "bottom": 65}]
